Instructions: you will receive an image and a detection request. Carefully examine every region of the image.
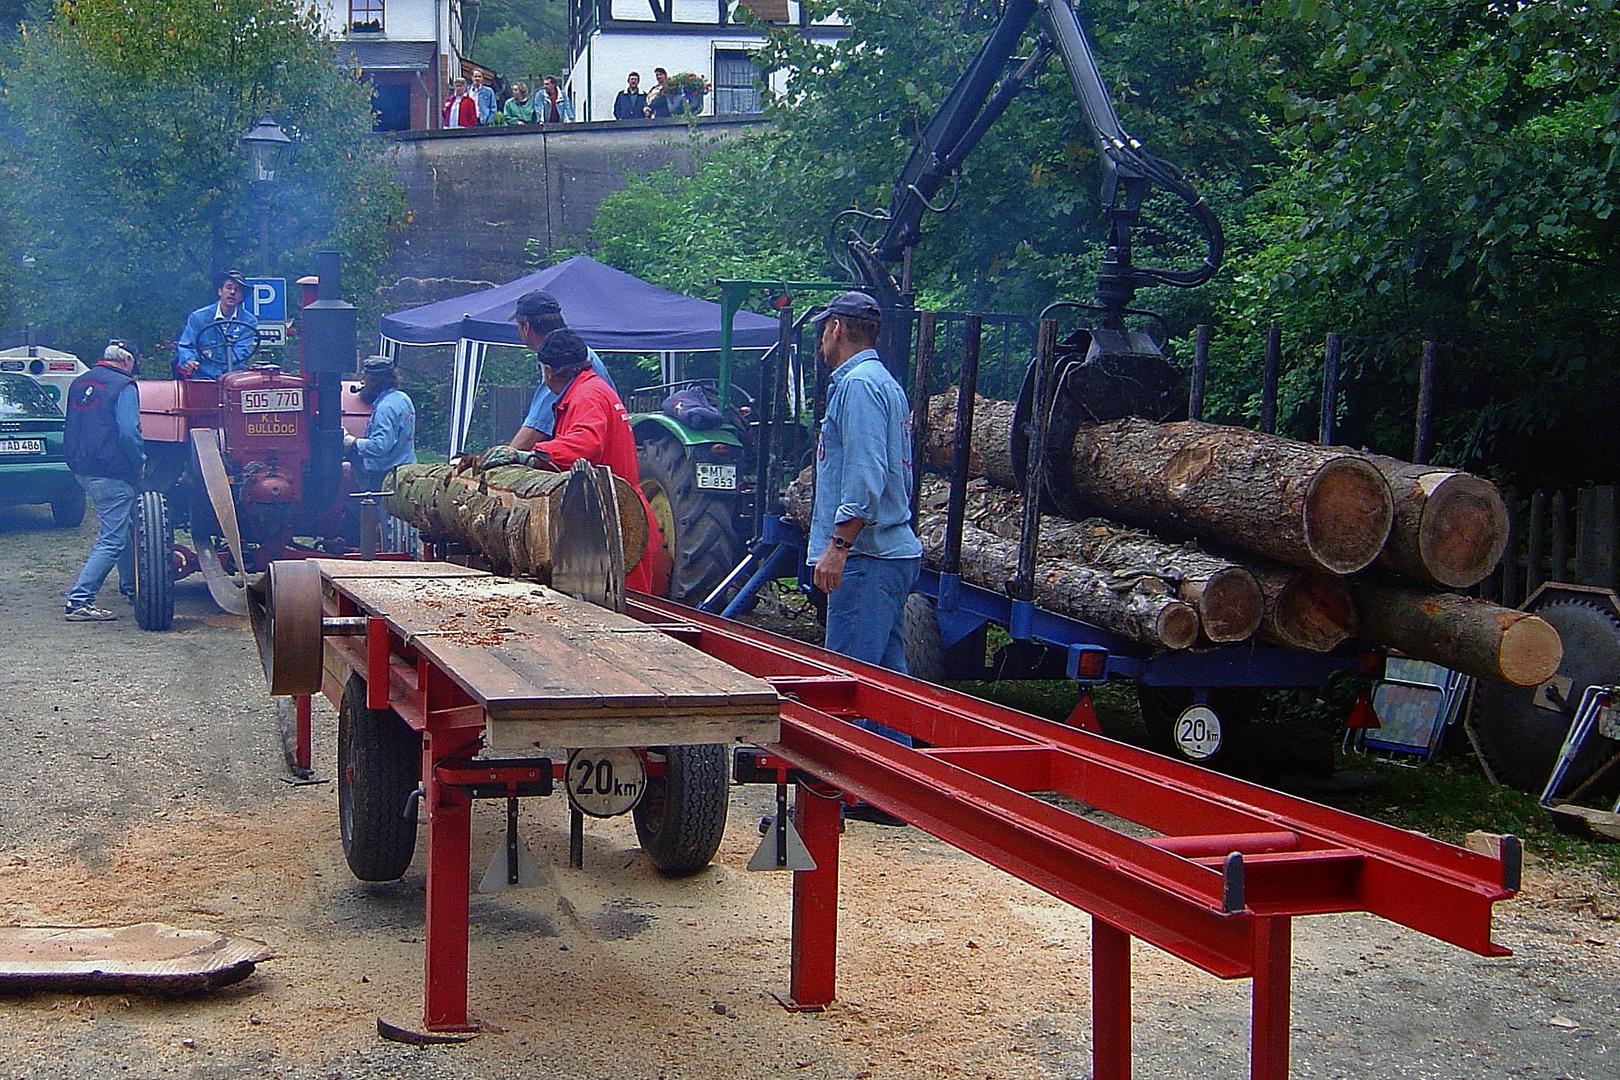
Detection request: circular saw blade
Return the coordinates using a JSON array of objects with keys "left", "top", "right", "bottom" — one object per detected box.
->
[{"left": 550, "top": 460, "right": 626, "bottom": 613}]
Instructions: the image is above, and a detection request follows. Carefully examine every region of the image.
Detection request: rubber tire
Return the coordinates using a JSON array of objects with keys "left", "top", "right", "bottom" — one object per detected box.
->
[
  {"left": 902, "top": 594, "right": 946, "bottom": 684},
  {"left": 51, "top": 490, "right": 86, "bottom": 528},
  {"left": 632, "top": 743, "right": 729, "bottom": 877},
  {"left": 133, "top": 490, "right": 175, "bottom": 631},
  {"left": 1138, "top": 687, "right": 1248, "bottom": 769},
  {"left": 1471, "top": 597, "right": 1620, "bottom": 793},
  {"left": 636, "top": 433, "right": 741, "bottom": 605},
  {"left": 337, "top": 674, "right": 422, "bottom": 882}
]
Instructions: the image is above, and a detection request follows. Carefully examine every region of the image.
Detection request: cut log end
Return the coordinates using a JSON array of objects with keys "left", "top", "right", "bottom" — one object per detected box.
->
[
  {"left": 1418, "top": 476, "right": 1510, "bottom": 589},
  {"left": 1497, "top": 614, "right": 1564, "bottom": 688},
  {"left": 1156, "top": 604, "right": 1202, "bottom": 651},
  {"left": 1266, "top": 571, "right": 1357, "bottom": 653},
  {"left": 1303, "top": 459, "right": 1394, "bottom": 573},
  {"left": 1196, "top": 567, "right": 1263, "bottom": 643}
]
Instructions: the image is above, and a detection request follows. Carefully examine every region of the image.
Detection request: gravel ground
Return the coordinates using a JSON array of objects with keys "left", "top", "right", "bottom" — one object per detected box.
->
[{"left": 1, "top": 502, "right": 1617, "bottom": 1080}]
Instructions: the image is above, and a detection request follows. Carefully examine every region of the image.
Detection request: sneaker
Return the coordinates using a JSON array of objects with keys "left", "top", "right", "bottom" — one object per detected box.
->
[{"left": 64, "top": 605, "right": 118, "bottom": 622}]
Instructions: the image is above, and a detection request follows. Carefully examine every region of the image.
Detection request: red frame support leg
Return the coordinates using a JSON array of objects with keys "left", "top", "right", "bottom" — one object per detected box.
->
[
  {"left": 1250, "top": 917, "right": 1292, "bottom": 1080},
  {"left": 295, "top": 694, "right": 313, "bottom": 775},
  {"left": 1092, "top": 917, "right": 1132, "bottom": 1080},
  {"left": 788, "top": 786, "right": 842, "bottom": 1009},
  {"left": 421, "top": 723, "right": 482, "bottom": 1032}
]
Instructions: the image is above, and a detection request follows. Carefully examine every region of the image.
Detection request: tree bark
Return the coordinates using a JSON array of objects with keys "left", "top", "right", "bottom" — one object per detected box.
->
[
  {"left": 922, "top": 392, "right": 1396, "bottom": 575},
  {"left": 1351, "top": 578, "right": 1562, "bottom": 686},
  {"left": 384, "top": 463, "right": 648, "bottom": 581},
  {"left": 919, "top": 521, "right": 1200, "bottom": 650},
  {"left": 1368, "top": 456, "right": 1509, "bottom": 589}
]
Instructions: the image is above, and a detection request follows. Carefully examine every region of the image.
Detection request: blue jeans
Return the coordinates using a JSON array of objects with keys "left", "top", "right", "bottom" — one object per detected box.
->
[
  {"left": 67, "top": 476, "right": 136, "bottom": 609},
  {"left": 824, "top": 554, "right": 921, "bottom": 746}
]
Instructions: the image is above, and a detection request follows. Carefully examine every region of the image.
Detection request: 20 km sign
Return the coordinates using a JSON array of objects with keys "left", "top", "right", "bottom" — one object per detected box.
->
[{"left": 564, "top": 747, "right": 647, "bottom": 818}]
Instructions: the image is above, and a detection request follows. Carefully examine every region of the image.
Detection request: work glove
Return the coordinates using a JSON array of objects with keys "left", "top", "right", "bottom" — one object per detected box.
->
[{"left": 480, "top": 445, "right": 537, "bottom": 471}]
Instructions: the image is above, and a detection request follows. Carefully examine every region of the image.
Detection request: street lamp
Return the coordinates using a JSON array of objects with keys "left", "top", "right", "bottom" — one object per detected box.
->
[{"left": 240, "top": 113, "right": 293, "bottom": 273}]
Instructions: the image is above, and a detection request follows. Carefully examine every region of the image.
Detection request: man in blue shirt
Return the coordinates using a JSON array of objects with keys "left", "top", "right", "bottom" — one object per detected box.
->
[
  {"left": 174, "top": 269, "right": 259, "bottom": 379},
  {"left": 808, "top": 291, "right": 923, "bottom": 674},
  {"left": 344, "top": 355, "right": 417, "bottom": 491},
  {"left": 63, "top": 342, "right": 146, "bottom": 620},
  {"left": 503, "top": 290, "right": 615, "bottom": 447},
  {"left": 470, "top": 69, "right": 496, "bottom": 126}
]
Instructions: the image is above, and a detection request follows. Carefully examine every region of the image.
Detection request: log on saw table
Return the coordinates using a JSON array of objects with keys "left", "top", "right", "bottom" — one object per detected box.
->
[{"left": 311, "top": 563, "right": 781, "bottom": 750}]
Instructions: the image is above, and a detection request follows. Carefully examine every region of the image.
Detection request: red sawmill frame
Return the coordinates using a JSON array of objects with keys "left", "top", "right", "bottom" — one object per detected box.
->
[{"left": 303, "top": 583, "right": 1518, "bottom": 1079}]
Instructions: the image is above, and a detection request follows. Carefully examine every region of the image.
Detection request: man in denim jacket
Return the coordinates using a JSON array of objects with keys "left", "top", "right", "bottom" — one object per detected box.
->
[{"left": 808, "top": 292, "right": 923, "bottom": 675}]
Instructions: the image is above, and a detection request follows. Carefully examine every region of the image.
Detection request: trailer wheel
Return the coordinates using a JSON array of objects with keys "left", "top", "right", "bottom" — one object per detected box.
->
[
  {"left": 338, "top": 674, "right": 422, "bottom": 882},
  {"left": 637, "top": 433, "right": 740, "bottom": 605},
  {"left": 132, "top": 490, "right": 175, "bottom": 631},
  {"left": 903, "top": 594, "right": 946, "bottom": 684},
  {"left": 1470, "top": 596, "right": 1620, "bottom": 792},
  {"left": 1138, "top": 687, "right": 1242, "bottom": 768},
  {"left": 51, "top": 490, "right": 86, "bottom": 528},
  {"left": 633, "top": 744, "right": 728, "bottom": 876}
]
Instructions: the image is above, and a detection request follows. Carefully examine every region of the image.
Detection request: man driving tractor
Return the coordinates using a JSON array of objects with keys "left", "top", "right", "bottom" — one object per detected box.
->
[{"left": 174, "top": 269, "right": 260, "bottom": 379}]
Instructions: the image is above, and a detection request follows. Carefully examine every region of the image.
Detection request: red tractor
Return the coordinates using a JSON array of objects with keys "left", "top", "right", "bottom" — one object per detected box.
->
[{"left": 132, "top": 253, "right": 372, "bottom": 629}]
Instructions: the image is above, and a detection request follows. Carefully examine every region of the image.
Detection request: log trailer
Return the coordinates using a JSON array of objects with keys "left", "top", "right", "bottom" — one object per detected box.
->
[
  {"left": 131, "top": 253, "right": 377, "bottom": 630},
  {"left": 255, "top": 460, "right": 1520, "bottom": 1078}
]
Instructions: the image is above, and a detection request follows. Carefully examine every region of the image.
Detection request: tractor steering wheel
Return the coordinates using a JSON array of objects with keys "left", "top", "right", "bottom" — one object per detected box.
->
[{"left": 192, "top": 317, "right": 261, "bottom": 373}]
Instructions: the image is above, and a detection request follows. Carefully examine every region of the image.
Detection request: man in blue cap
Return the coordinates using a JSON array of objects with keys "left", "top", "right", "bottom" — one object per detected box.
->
[
  {"left": 808, "top": 291, "right": 923, "bottom": 677},
  {"left": 174, "top": 269, "right": 259, "bottom": 379},
  {"left": 344, "top": 354, "right": 417, "bottom": 492},
  {"left": 501, "top": 289, "right": 616, "bottom": 450}
]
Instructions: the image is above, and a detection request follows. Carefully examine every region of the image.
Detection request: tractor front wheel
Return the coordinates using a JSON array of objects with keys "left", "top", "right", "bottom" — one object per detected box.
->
[{"left": 132, "top": 490, "right": 175, "bottom": 631}]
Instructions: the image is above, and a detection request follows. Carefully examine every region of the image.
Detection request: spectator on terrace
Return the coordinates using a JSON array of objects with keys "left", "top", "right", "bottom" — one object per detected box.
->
[
  {"left": 443, "top": 77, "right": 476, "bottom": 128},
  {"left": 613, "top": 71, "right": 646, "bottom": 120},
  {"left": 643, "top": 67, "right": 671, "bottom": 118},
  {"left": 501, "top": 82, "right": 539, "bottom": 125},
  {"left": 470, "top": 69, "right": 496, "bottom": 125},
  {"left": 539, "top": 76, "right": 573, "bottom": 123}
]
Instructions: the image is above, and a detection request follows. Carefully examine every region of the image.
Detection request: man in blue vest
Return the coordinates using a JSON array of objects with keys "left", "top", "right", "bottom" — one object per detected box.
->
[
  {"left": 174, "top": 269, "right": 259, "bottom": 379},
  {"left": 63, "top": 342, "right": 146, "bottom": 621}
]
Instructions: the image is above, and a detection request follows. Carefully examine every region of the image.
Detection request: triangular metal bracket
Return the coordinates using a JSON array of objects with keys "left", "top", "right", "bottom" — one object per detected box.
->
[{"left": 746, "top": 814, "right": 816, "bottom": 872}]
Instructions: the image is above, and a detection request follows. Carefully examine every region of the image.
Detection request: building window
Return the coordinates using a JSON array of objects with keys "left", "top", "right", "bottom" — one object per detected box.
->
[
  {"left": 349, "top": 0, "right": 384, "bottom": 32},
  {"left": 713, "top": 49, "right": 762, "bottom": 114}
]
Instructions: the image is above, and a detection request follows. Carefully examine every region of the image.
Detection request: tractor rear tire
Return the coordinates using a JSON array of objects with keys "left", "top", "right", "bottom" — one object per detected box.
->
[
  {"left": 633, "top": 743, "right": 728, "bottom": 877},
  {"left": 133, "top": 490, "right": 174, "bottom": 631},
  {"left": 1470, "top": 596, "right": 1620, "bottom": 793},
  {"left": 637, "top": 433, "right": 740, "bottom": 606},
  {"left": 51, "top": 490, "right": 86, "bottom": 528},
  {"left": 337, "top": 674, "right": 422, "bottom": 882}
]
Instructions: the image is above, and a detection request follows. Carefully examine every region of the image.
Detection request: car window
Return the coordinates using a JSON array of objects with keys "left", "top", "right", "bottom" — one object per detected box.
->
[{"left": 0, "top": 373, "right": 65, "bottom": 418}]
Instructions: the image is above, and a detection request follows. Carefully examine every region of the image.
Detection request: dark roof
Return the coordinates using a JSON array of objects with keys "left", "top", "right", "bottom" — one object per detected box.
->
[{"left": 335, "top": 39, "right": 436, "bottom": 72}]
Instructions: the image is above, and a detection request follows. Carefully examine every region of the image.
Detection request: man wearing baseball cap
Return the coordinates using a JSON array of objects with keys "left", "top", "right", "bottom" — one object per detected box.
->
[
  {"left": 174, "top": 269, "right": 260, "bottom": 379},
  {"left": 502, "top": 289, "right": 616, "bottom": 449},
  {"left": 481, "top": 329, "right": 660, "bottom": 593},
  {"left": 344, "top": 355, "right": 417, "bottom": 492},
  {"left": 808, "top": 291, "right": 923, "bottom": 680}
]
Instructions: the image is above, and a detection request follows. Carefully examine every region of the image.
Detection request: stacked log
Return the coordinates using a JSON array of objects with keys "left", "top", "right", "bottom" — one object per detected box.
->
[
  {"left": 924, "top": 392, "right": 1396, "bottom": 574},
  {"left": 385, "top": 462, "right": 648, "bottom": 581},
  {"left": 1367, "top": 456, "right": 1509, "bottom": 589},
  {"left": 1350, "top": 578, "right": 1562, "bottom": 686}
]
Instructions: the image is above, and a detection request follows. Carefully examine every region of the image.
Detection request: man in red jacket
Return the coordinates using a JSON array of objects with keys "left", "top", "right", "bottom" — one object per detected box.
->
[{"left": 482, "top": 326, "right": 661, "bottom": 594}]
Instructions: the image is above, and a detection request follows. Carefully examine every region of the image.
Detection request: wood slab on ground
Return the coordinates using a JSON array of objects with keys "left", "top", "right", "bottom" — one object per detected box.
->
[
  {"left": 0, "top": 923, "right": 270, "bottom": 995},
  {"left": 324, "top": 566, "right": 780, "bottom": 749}
]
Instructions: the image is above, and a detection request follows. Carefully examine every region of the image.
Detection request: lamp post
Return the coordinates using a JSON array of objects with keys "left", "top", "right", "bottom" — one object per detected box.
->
[{"left": 239, "top": 113, "right": 293, "bottom": 273}]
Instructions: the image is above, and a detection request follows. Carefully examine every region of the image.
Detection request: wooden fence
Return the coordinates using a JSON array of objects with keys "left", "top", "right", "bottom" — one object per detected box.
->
[{"left": 1483, "top": 485, "right": 1619, "bottom": 608}]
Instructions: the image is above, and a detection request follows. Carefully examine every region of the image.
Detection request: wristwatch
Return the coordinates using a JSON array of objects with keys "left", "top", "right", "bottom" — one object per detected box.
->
[{"left": 831, "top": 535, "right": 853, "bottom": 550}]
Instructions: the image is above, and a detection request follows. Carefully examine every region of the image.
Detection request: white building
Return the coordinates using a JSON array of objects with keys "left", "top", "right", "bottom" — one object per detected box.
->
[
  {"left": 316, "top": 0, "right": 473, "bottom": 130},
  {"left": 565, "top": 1, "right": 846, "bottom": 122}
]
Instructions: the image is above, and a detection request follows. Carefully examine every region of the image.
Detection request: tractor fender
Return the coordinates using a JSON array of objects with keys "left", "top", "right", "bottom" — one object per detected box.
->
[{"left": 631, "top": 413, "right": 743, "bottom": 450}]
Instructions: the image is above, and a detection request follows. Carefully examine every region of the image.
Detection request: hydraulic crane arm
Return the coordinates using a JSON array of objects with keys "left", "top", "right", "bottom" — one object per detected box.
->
[{"left": 837, "top": 0, "right": 1223, "bottom": 329}]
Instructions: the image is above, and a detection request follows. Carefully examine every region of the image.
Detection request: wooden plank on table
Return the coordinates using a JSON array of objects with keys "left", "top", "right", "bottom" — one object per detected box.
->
[
  {"left": 308, "top": 559, "right": 490, "bottom": 581},
  {"left": 324, "top": 571, "right": 778, "bottom": 728}
]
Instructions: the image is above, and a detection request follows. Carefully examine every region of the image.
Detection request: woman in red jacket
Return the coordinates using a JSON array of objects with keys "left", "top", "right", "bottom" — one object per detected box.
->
[{"left": 442, "top": 76, "right": 477, "bottom": 128}]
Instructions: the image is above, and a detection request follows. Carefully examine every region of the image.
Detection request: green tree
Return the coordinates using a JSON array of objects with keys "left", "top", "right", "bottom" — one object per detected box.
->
[
  {"left": 0, "top": 0, "right": 405, "bottom": 359},
  {"left": 473, "top": 24, "right": 565, "bottom": 87}
]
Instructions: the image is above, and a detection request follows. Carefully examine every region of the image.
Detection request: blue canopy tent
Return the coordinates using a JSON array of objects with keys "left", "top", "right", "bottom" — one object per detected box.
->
[{"left": 378, "top": 256, "right": 783, "bottom": 455}]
